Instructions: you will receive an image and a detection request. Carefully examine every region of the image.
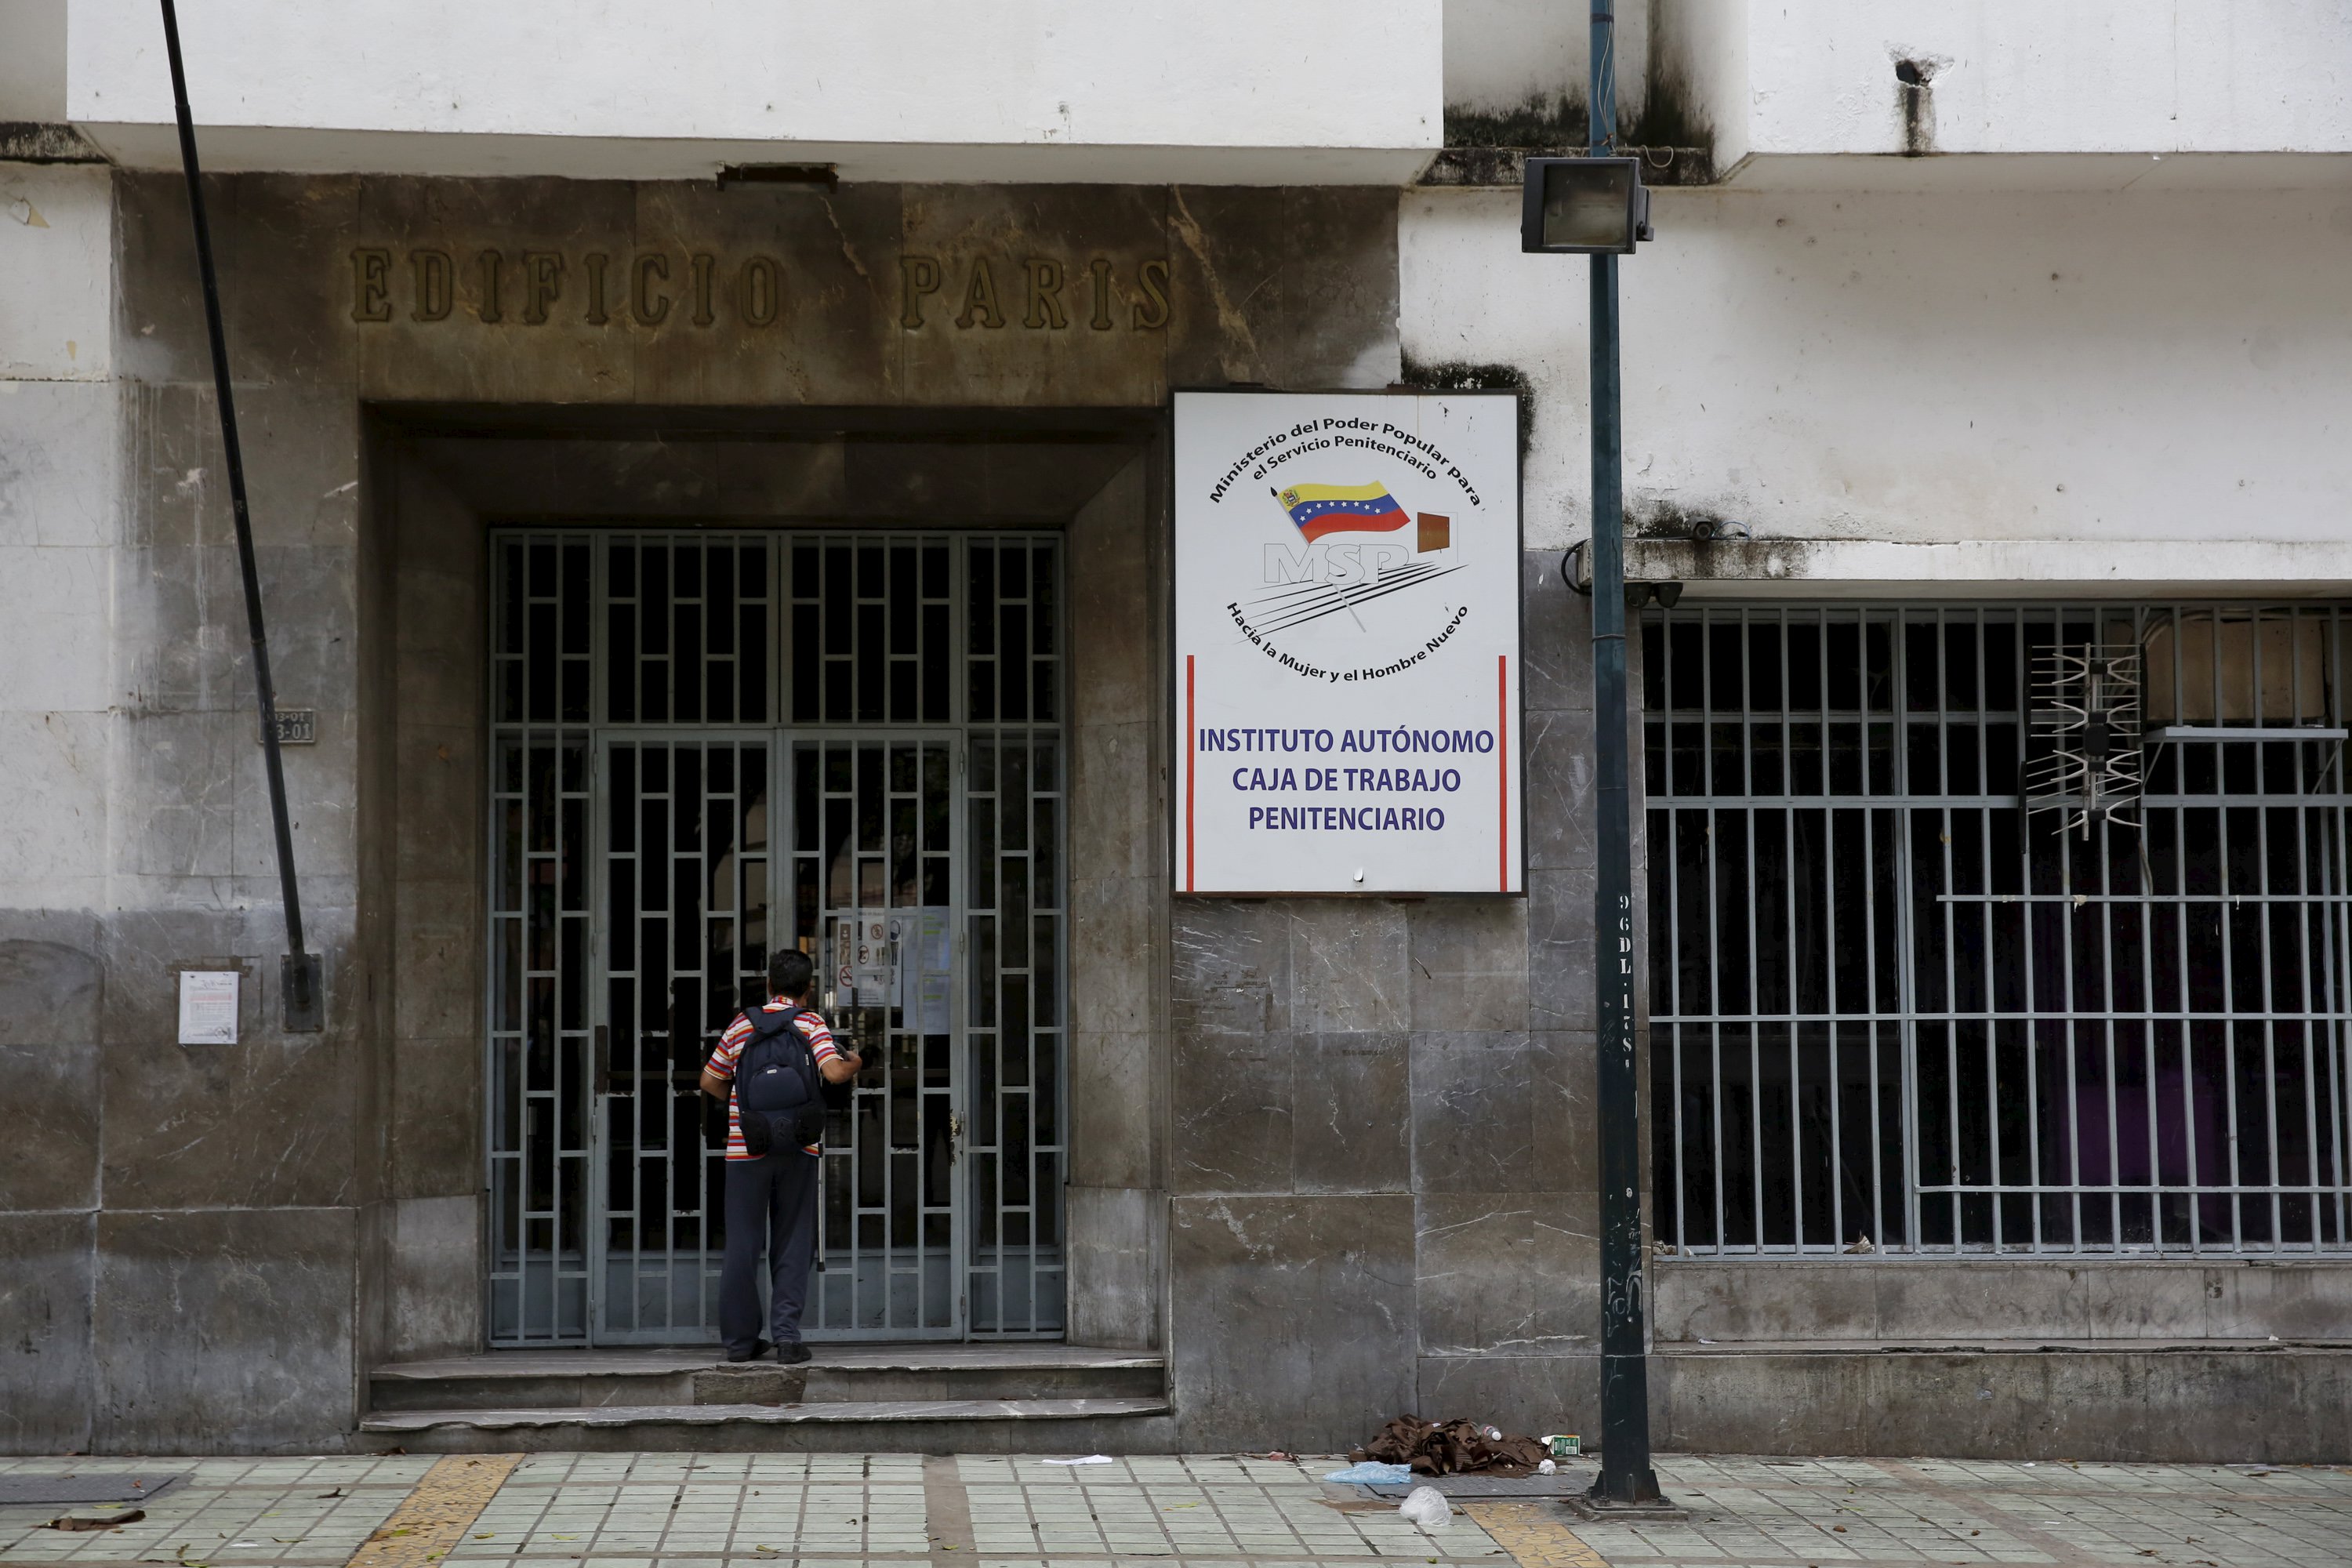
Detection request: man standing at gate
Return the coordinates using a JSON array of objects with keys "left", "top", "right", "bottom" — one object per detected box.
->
[{"left": 701, "top": 949, "right": 862, "bottom": 1363}]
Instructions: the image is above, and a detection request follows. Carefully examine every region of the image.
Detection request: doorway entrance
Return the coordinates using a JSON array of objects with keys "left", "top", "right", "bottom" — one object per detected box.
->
[{"left": 483, "top": 531, "right": 1067, "bottom": 1345}]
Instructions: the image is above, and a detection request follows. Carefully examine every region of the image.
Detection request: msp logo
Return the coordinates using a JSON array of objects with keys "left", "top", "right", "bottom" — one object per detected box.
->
[{"left": 1250, "top": 480, "right": 1462, "bottom": 633}]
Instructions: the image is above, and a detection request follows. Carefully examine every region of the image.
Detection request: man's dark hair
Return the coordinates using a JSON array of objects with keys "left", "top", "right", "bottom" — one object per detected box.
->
[{"left": 768, "top": 948, "right": 815, "bottom": 1000}]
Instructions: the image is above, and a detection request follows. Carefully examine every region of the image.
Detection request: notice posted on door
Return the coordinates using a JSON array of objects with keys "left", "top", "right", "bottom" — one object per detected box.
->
[{"left": 1173, "top": 390, "right": 1523, "bottom": 896}]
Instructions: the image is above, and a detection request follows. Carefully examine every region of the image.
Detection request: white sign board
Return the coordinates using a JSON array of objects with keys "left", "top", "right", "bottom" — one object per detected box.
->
[
  {"left": 1174, "top": 390, "right": 1523, "bottom": 895},
  {"left": 177, "top": 970, "right": 241, "bottom": 1045}
]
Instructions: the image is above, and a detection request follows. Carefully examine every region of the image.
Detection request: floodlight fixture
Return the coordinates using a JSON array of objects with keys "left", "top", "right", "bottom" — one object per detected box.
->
[{"left": 1520, "top": 156, "right": 1653, "bottom": 255}]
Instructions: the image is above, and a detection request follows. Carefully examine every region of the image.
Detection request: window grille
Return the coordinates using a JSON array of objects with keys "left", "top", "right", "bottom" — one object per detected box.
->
[{"left": 1645, "top": 604, "right": 2352, "bottom": 1256}]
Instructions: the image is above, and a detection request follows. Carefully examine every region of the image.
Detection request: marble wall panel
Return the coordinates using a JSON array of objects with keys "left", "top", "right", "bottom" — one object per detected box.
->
[
  {"left": 1171, "top": 1029, "right": 1294, "bottom": 1194},
  {"left": 1292, "top": 1032, "right": 1410, "bottom": 1195},
  {"left": 392, "top": 737, "right": 477, "bottom": 890},
  {"left": 1065, "top": 1183, "right": 1160, "bottom": 1351},
  {"left": 1526, "top": 866, "right": 1597, "bottom": 1031},
  {"left": 350, "top": 176, "right": 643, "bottom": 405},
  {"left": 386, "top": 1193, "right": 481, "bottom": 1361},
  {"left": 0, "top": 544, "right": 111, "bottom": 713},
  {"left": 1411, "top": 1029, "right": 1539, "bottom": 1193},
  {"left": 1416, "top": 1352, "right": 1601, "bottom": 1438},
  {"left": 0, "top": 1042, "right": 98, "bottom": 1212},
  {"left": 2206, "top": 1261, "right": 2352, "bottom": 1341},
  {"left": 1163, "top": 187, "right": 1400, "bottom": 392},
  {"left": 390, "top": 1033, "right": 477, "bottom": 1201},
  {"left": 633, "top": 181, "right": 903, "bottom": 407},
  {"left": 1067, "top": 1029, "right": 1156, "bottom": 1192},
  {"left": 0, "top": 1212, "right": 95, "bottom": 1454},
  {"left": 115, "top": 174, "right": 361, "bottom": 392},
  {"left": 1285, "top": 902, "right": 1411, "bottom": 1033},
  {"left": 1416, "top": 1191, "right": 1600, "bottom": 1357},
  {"left": 1521, "top": 550, "right": 1594, "bottom": 714},
  {"left": 410, "top": 437, "right": 849, "bottom": 522},
  {"left": 115, "top": 710, "right": 240, "bottom": 880},
  {"left": 1408, "top": 899, "right": 1529, "bottom": 1032},
  {"left": 0, "top": 913, "right": 103, "bottom": 1045},
  {"left": 0, "top": 713, "right": 108, "bottom": 906},
  {"left": 0, "top": 378, "right": 119, "bottom": 551},
  {"left": 93, "top": 1206, "right": 357, "bottom": 1453},
  {"left": 97, "top": 910, "right": 357, "bottom": 1210},
  {"left": 1524, "top": 708, "right": 1597, "bottom": 870},
  {"left": 1069, "top": 876, "right": 1154, "bottom": 1038},
  {"left": 1171, "top": 901, "right": 1290, "bottom": 1037},
  {"left": 1167, "top": 1194, "right": 1416, "bottom": 1453},
  {"left": 1527, "top": 1030, "right": 1600, "bottom": 1196}
]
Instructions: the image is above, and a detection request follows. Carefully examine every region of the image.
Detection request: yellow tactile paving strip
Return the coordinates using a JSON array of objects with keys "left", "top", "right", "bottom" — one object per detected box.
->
[
  {"left": 1462, "top": 1501, "right": 1610, "bottom": 1568},
  {"left": 343, "top": 1456, "right": 520, "bottom": 1568}
]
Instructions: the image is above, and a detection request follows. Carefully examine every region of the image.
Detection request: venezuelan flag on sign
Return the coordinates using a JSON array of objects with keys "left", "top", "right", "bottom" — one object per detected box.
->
[{"left": 1276, "top": 482, "right": 1412, "bottom": 543}]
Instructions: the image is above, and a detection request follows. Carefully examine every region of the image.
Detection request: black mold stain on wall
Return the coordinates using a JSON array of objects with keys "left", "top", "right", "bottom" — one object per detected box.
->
[
  {"left": 1399, "top": 355, "right": 1535, "bottom": 455},
  {"left": 1895, "top": 56, "right": 1940, "bottom": 156}
]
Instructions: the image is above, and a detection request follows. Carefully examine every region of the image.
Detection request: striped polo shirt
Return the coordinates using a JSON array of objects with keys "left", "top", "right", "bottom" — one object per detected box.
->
[{"left": 706, "top": 999, "right": 843, "bottom": 1159}]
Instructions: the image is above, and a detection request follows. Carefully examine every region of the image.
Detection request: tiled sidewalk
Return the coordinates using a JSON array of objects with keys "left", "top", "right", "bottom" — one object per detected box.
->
[
  {"left": 0, "top": 1455, "right": 434, "bottom": 1565},
  {"left": 2, "top": 1452, "right": 2346, "bottom": 1568},
  {"left": 1584, "top": 1456, "right": 2352, "bottom": 1568}
]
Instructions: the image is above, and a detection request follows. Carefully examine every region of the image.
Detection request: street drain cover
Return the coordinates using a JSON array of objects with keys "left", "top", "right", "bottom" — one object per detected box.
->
[{"left": 0, "top": 1475, "right": 186, "bottom": 1507}]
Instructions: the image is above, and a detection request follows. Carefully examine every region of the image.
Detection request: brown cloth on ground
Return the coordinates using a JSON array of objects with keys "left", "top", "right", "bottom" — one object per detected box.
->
[{"left": 1348, "top": 1414, "right": 1549, "bottom": 1477}]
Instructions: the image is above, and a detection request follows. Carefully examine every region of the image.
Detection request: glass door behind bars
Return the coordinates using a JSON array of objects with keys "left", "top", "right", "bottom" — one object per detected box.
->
[{"left": 591, "top": 733, "right": 967, "bottom": 1341}]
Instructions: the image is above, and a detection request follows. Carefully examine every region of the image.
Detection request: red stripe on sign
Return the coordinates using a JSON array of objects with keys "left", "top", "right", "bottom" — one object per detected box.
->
[
  {"left": 1185, "top": 654, "right": 1196, "bottom": 892},
  {"left": 1497, "top": 655, "right": 1510, "bottom": 891}
]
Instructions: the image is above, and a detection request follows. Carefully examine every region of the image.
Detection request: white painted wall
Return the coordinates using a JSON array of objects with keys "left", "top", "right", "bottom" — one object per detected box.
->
[
  {"left": 0, "top": 162, "right": 114, "bottom": 909},
  {"left": 1701, "top": 0, "right": 2352, "bottom": 162},
  {"left": 1400, "top": 184, "right": 2352, "bottom": 590},
  {"left": 1443, "top": 0, "right": 1650, "bottom": 124},
  {"left": 0, "top": 0, "right": 67, "bottom": 122},
  {"left": 63, "top": 0, "right": 1443, "bottom": 183}
]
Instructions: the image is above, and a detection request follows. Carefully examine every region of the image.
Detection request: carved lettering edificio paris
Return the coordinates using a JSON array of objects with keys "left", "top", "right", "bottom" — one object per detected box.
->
[{"left": 350, "top": 246, "right": 1171, "bottom": 332}]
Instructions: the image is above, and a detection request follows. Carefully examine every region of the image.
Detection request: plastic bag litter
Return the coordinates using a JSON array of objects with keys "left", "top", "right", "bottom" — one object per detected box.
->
[
  {"left": 1324, "top": 1461, "right": 1415, "bottom": 1485},
  {"left": 1040, "top": 1455, "right": 1114, "bottom": 1466},
  {"left": 1537, "top": 1460, "right": 1557, "bottom": 1475},
  {"left": 1397, "top": 1487, "right": 1454, "bottom": 1530}
]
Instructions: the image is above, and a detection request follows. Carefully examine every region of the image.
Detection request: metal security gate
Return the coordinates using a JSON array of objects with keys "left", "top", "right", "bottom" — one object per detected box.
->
[
  {"left": 1646, "top": 603, "right": 2352, "bottom": 1258},
  {"left": 486, "top": 531, "right": 1066, "bottom": 1345}
]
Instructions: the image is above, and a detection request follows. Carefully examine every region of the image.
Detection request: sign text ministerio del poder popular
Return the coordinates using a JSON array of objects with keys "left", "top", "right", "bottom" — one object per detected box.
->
[{"left": 1173, "top": 391, "right": 1523, "bottom": 895}]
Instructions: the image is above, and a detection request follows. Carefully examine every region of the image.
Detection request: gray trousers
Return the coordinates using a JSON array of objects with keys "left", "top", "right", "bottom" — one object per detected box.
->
[{"left": 719, "top": 1151, "right": 819, "bottom": 1354}]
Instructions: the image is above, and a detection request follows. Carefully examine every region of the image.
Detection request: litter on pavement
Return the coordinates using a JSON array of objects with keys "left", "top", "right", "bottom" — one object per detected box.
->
[
  {"left": 1396, "top": 1486, "right": 1454, "bottom": 1530},
  {"left": 1324, "top": 1461, "right": 1416, "bottom": 1484},
  {"left": 1351, "top": 1414, "right": 1550, "bottom": 1476},
  {"left": 1039, "top": 1455, "right": 1116, "bottom": 1466}
]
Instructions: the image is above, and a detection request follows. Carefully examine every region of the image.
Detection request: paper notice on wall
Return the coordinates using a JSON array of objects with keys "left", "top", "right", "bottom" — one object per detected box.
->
[
  {"left": 832, "top": 910, "right": 895, "bottom": 1007},
  {"left": 889, "top": 906, "right": 954, "bottom": 1035},
  {"left": 178, "top": 971, "right": 240, "bottom": 1045}
]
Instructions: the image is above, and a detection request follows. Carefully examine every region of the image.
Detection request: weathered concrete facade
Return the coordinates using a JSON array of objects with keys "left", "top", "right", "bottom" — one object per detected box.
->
[
  {"left": 7, "top": 168, "right": 1506, "bottom": 1454},
  {"left": 9, "top": 0, "right": 2352, "bottom": 1461}
]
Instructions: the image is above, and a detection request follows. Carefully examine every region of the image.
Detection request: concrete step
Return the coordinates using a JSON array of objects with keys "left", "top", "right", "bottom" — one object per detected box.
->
[
  {"left": 368, "top": 1344, "right": 1165, "bottom": 1413},
  {"left": 358, "top": 1397, "right": 1177, "bottom": 1454}
]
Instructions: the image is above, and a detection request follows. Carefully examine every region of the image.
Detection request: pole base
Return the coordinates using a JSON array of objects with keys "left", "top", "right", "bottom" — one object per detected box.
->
[{"left": 1565, "top": 1492, "right": 1688, "bottom": 1523}]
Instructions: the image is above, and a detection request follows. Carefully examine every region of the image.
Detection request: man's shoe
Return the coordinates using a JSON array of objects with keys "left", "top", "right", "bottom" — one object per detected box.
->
[
  {"left": 776, "top": 1341, "right": 813, "bottom": 1365},
  {"left": 726, "top": 1339, "right": 771, "bottom": 1363}
]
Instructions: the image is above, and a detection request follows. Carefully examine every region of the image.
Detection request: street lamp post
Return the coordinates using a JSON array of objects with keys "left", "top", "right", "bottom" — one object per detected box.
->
[{"left": 1521, "top": 0, "right": 1671, "bottom": 1513}]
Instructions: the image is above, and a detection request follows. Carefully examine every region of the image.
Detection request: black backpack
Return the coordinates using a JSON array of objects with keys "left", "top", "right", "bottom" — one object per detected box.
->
[{"left": 733, "top": 1007, "right": 831, "bottom": 1156}]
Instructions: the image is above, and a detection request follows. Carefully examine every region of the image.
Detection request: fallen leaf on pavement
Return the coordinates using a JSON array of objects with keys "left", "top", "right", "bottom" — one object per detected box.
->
[{"left": 42, "top": 1512, "right": 147, "bottom": 1532}]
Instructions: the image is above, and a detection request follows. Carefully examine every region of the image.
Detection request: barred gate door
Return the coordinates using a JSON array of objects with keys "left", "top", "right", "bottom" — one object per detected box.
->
[
  {"left": 487, "top": 530, "right": 1068, "bottom": 1346},
  {"left": 593, "top": 735, "right": 774, "bottom": 1341}
]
